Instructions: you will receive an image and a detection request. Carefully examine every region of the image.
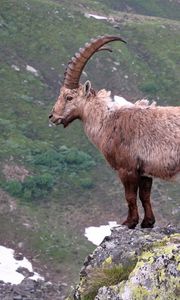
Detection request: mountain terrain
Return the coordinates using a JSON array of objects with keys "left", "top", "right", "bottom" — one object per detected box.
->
[{"left": 0, "top": 0, "right": 180, "bottom": 298}]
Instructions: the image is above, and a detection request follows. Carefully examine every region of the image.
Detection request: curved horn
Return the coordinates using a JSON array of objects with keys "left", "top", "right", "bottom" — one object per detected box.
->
[
  {"left": 63, "top": 35, "right": 126, "bottom": 89},
  {"left": 97, "top": 46, "right": 113, "bottom": 53}
]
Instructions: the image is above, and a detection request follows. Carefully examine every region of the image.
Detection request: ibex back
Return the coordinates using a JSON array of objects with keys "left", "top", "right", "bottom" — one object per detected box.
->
[{"left": 49, "top": 35, "right": 180, "bottom": 229}]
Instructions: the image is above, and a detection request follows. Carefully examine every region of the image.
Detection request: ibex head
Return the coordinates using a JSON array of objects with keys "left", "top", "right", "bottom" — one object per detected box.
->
[{"left": 49, "top": 35, "right": 126, "bottom": 127}]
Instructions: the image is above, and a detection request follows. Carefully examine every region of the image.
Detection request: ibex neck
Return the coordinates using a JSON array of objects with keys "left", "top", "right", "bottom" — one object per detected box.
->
[{"left": 82, "top": 91, "right": 113, "bottom": 148}]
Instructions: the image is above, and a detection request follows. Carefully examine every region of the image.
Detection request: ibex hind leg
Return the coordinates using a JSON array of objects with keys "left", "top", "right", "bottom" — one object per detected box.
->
[
  {"left": 119, "top": 170, "right": 139, "bottom": 229},
  {"left": 139, "top": 176, "right": 155, "bottom": 228}
]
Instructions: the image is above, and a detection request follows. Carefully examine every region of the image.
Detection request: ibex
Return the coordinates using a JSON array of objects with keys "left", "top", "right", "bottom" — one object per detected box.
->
[{"left": 49, "top": 35, "right": 180, "bottom": 229}]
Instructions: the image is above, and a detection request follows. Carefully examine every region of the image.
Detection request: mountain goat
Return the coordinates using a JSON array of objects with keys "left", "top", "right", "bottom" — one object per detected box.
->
[{"left": 49, "top": 35, "right": 180, "bottom": 229}]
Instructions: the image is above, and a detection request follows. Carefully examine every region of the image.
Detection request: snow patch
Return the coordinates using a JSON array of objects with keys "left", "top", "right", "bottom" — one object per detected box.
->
[
  {"left": 85, "top": 221, "right": 119, "bottom": 245},
  {"left": 26, "top": 65, "right": 39, "bottom": 76},
  {"left": 0, "top": 245, "right": 44, "bottom": 284},
  {"left": 112, "top": 66, "right": 117, "bottom": 72},
  {"left": 84, "top": 13, "right": 108, "bottom": 20},
  {"left": 11, "top": 65, "right": 20, "bottom": 71}
]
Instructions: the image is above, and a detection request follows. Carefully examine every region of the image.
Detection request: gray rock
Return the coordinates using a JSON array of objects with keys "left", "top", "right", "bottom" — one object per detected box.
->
[
  {"left": 13, "top": 253, "right": 24, "bottom": 261},
  {"left": 71, "top": 225, "right": 180, "bottom": 300},
  {"left": 0, "top": 278, "right": 66, "bottom": 300}
]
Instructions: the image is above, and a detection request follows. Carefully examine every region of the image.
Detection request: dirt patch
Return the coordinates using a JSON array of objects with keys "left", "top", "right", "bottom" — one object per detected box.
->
[
  {"left": 0, "top": 188, "right": 17, "bottom": 212},
  {"left": 2, "top": 162, "right": 29, "bottom": 182}
]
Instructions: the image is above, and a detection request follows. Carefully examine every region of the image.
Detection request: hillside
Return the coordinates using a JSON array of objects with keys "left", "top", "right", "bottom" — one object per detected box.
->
[
  {"left": 0, "top": 0, "right": 180, "bottom": 297},
  {"left": 91, "top": 0, "right": 180, "bottom": 20}
]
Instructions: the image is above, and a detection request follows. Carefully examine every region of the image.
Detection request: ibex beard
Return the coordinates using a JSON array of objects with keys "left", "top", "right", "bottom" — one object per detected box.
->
[{"left": 49, "top": 35, "right": 180, "bottom": 229}]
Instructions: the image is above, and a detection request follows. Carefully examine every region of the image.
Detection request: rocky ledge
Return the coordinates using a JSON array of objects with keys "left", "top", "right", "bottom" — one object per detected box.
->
[{"left": 68, "top": 225, "right": 180, "bottom": 300}]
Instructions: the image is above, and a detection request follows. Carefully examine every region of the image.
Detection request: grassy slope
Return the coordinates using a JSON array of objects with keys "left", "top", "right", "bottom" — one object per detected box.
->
[
  {"left": 0, "top": 0, "right": 179, "bottom": 288},
  {"left": 96, "top": 0, "right": 180, "bottom": 20}
]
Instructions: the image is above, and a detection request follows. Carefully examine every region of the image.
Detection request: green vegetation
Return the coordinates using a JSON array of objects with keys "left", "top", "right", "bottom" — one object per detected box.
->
[
  {"left": 80, "top": 263, "right": 136, "bottom": 300},
  {"left": 97, "top": 0, "right": 180, "bottom": 20},
  {"left": 2, "top": 146, "right": 96, "bottom": 201},
  {"left": 4, "top": 174, "right": 54, "bottom": 200},
  {"left": 31, "top": 146, "right": 95, "bottom": 170}
]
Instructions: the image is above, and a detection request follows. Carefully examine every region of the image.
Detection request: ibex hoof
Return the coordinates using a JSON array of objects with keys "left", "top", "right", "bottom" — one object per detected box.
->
[
  {"left": 141, "top": 217, "right": 155, "bottom": 228},
  {"left": 122, "top": 219, "right": 139, "bottom": 229}
]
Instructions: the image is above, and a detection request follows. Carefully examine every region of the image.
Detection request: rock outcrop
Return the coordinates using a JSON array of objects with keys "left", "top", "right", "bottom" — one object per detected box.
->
[{"left": 68, "top": 225, "right": 180, "bottom": 300}]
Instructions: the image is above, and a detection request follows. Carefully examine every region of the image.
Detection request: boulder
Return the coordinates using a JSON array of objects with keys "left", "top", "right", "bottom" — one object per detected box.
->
[{"left": 70, "top": 225, "right": 180, "bottom": 300}]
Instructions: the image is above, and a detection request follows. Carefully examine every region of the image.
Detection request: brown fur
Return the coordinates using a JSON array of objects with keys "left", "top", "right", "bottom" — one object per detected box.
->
[{"left": 49, "top": 84, "right": 180, "bottom": 229}]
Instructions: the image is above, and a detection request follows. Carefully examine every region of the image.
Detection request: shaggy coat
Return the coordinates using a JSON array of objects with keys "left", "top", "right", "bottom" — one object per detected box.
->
[
  {"left": 49, "top": 35, "right": 180, "bottom": 229},
  {"left": 50, "top": 85, "right": 180, "bottom": 228}
]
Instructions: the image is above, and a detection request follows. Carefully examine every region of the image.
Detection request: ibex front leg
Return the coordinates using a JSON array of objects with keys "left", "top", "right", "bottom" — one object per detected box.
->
[
  {"left": 139, "top": 176, "right": 155, "bottom": 228},
  {"left": 119, "top": 169, "right": 139, "bottom": 229}
]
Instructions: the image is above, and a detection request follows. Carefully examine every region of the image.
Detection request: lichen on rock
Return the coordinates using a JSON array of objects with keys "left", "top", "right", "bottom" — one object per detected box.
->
[
  {"left": 71, "top": 225, "right": 180, "bottom": 300},
  {"left": 117, "top": 234, "right": 180, "bottom": 300}
]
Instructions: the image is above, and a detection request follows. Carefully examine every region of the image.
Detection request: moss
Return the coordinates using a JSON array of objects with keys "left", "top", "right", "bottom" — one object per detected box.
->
[
  {"left": 131, "top": 286, "right": 180, "bottom": 300},
  {"left": 103, "top": 256, "right": 112, "bottom": 265},
  {"left": 131, "top": 286, "right": 150, "bottom": 299},
  {"left": 140, "top": 250, "right": 154, "bottom": 262},
  {"left": 118, "top": 233, "right": 180, "bottom": 299}
]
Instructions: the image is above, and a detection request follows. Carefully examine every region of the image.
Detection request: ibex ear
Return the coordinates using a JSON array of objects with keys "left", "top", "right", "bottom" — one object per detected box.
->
[{"left": 83, "top": 80, "right": 91, "bottom": 97}]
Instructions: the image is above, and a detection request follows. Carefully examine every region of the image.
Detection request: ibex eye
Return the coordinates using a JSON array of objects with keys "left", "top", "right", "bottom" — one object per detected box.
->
[{"left": 66, "top": 96, "right": 73, "bottom": 101}]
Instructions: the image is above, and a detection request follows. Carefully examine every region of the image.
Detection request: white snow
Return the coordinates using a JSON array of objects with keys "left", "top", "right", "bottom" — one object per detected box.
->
[
  {"left": 84, "top": 13, "right": 108, "bottom": 20},
  {"left": 112, "top": 66, "right": 117, "bottom": 72},
  {"left": 26, "top": 65, "right": 39, "bottom": 76},
  {"left": 0, "top": 245, "right": 44, "bottom": 284},
  {"left": 84, "top": 221, "right": 119, "bottom": 245},
  {"left": 11, "top": 64, "right": 20, "bottom": 71}
]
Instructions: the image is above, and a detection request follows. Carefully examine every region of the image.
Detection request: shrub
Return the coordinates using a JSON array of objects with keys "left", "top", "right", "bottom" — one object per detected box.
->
[
  {"left": 5, "top": 180, "right": 22, "bottom": 197},
  {"left": 4, "top": 173, "right": 54, "bottom": 201},
  {"left": 69, "top": 173, "right": 94, "bottom": 189},
  {"left": 31, "top": 146, "right": 96, "bottom": 172},
  {"left": 33, "top": 149, "right": 63, "bottom": 167},
  {"left": 22, "top": 173, "right": 54, "bottom": 200},
  {"left": 79, "top": 177, "right": 94, "bottom": 189},
  {"left": 64, "top": 148, "right": 96, "bottom": 169}
]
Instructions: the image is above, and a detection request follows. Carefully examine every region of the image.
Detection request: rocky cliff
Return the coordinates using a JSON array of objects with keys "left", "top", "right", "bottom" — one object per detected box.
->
[{"left": 67, "top": 225, "right": 180, "bottom": 300}]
